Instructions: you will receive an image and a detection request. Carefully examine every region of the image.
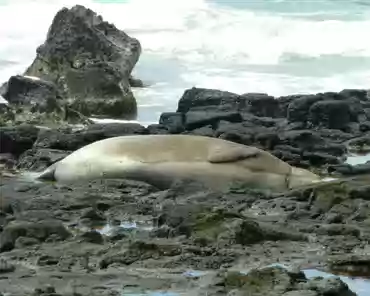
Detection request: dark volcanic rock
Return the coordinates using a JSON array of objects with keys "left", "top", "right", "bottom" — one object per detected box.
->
[
  {"left": 128, "top": 75, "right": 145, "bottom": 87},
  {"left": 0, "top": 124, "right": 39, "bottom": 157},
  {"left": 287, "top": 94, "right": 323, "bottom": 124},
  {"left": 157, "top": 86, "right": 370, "bottom": 169},
  {"left": 302, "top": 151, "right": 340, "bottom": 166},
  {"left": 0, "top": 102, "right": 15, "bottom": 126},
  {"left": 0, "top": 153, "right": 17, "bottom": 169},
  {"left": 233, "top": 219, "right": 306, "bottom": 245},
  {"left": 0, "top": 259, "right": 15, "bottom": 274},
  {"left": 286, "top": 91, "right": 365, "bottom": 131},
  {"left": 308, "top": 100, "right": 354, "bottom": 130},
  {"left": 37, "top": 255, "right": 60, "bottom": 266},
  {"left": 0, "top": 75, "right": 91, "bottom": 126},
  {"left": 99, "top": 240, "right": 182, "bottom": 268},
  {"left": 78, "top": 230, "right": 104, "bottom": 244},
  {"left": 0, "top": 75, "right": 63, "bottom": 113},
  {"left": 346, "top": 134, "right": 370, "bottom": 153},
  {"left": 185, "top": 111, "right": 242, "bottom": 131},
  {"left": 159, "top": 112, "right": 185, "bottom": 133},
  {"left": 34, "top": 122, "right": 147, "bottom": 151},
  {"left": 349, "top": 185, "right": 370, "bottom": 200},
  {"left": 24, "top": 5, "right": 141, "bottom": 119},
  {"left": 0, "top": 220, "right": 71, "bottom": 252},
  {"left": 177, "top": 87, "right": 241, "bottom": 113},
  {"left": 80, "top": 207, "right": 106, "bottom": 222},
  {"left": 220, "top": 266, "right": 356, "bottom": 296},
  {"left": 240, "top": 93, "right": 283, "bottom": 118},
  {"left": 17, "top": 148, "right": 70, "bottom": 171},
  {"left": 328, "top": 163, "right": 370, "bottom": 176},
  {"left": 146, "top": 124, "right": 171, "bottom": 135}
]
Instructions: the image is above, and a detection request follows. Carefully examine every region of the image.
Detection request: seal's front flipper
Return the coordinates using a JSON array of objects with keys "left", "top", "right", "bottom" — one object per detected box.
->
[{"left": 207, "top": 146, "right": 260, "bottom": 163}]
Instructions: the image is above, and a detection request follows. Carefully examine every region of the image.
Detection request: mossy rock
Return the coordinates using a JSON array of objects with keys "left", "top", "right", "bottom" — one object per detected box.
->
[
  {"left": 312, "top": 182, "right": 350, "bottom": 212},
  {"left": 224, "top": 271, "right": 250, "bottom": 288},
  {"left": 192, "top": 209, "right": 242, "bottom": 241},
  {"left": 24, "top": 5, "right": 141, "bottom": 120},
  {"left": 69, "top": 95, "right": 137, "bottom": 120},
  {"left": 223, "top": 266, "right": 297, "bottom": 296}
]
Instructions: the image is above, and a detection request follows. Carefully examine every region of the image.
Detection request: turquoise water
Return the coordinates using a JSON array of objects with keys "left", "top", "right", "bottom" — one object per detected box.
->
[
  {"left": 346, "top": 153, "right": 370, "bottom": 165},
  {"left": 304, "top": 269, "right": 370, "bottom": 296},
  {"left": 1, "top": 0, "right": 370, "bottom": 124}
]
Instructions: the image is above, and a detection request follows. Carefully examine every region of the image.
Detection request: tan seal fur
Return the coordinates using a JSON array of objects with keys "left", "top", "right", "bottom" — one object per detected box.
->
[{"left": 35, "top": 134, "right": 320, "bottom": 191}]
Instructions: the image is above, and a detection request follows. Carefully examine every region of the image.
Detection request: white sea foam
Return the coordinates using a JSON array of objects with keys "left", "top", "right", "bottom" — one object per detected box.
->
[
  {"left": 1, "top": 0, "right": 370, "bottom": 123},
  {"left": 23, "top": 75, "right": 40, "bottom": 81}
]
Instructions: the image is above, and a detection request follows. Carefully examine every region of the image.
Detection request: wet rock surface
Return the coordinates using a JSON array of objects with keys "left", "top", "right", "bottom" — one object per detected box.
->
[
  {"left": 0, "top": 75, "right": 92, "bottom": 127},
  {"left": 0, "top": 173, "right": 369, "bottom": 295}
]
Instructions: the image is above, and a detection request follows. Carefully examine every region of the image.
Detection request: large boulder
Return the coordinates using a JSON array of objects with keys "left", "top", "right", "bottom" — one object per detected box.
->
[
  {"left": 0, "top": 75, "right": 63, "bottom": 113},
  {"left": 0, "top": 125, "right": 40, "bottom": 157},
  {"left": 286, "top": 90, "right": 367, "bottom": 131},
  {"left": 0, "top": 103, "right": 15, "bottom": 126},
  {"left": 220, "top": 266, "right": 356, "bottom": 296},
  {"left": 308, "top": 100, "right": 355, "bottom": 130},
  {"left": 0, "top": 75, "right": 91, "bottom": 126},
  {"left": 17, "top": 148, "right": 71, "bottom": 171},
  {"left": 240, "top": 93, "right": 283, "bottom": 118},
  {"left": 155, "top": 87, "right": 370, "bottom": 169},
  {"left": 177, "top": 87, "right": 241, "bottom": 113},
  {"left": 24, "top": 5, "right": 141, "bottom": 119},
  {"left": 176, "top": 88, "right": 285, "bottom": 118},
  {"left": 286, "top": 94, "right": 323, "bottom": 124},
  {"left": 0, "top": 220, "right": 71, "bottom": 252}
]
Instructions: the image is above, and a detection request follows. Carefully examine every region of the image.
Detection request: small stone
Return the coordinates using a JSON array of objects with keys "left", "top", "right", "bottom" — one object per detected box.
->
[
  {"left": 0, "top": 258, "right": 15, "bottom": 273},
  {"left": 80, "top": 207, "right": 106, "bottom": 222},
  {"left": 79, "top": 230, "right": 104, "bottom": 244},
  {"left": 37, "top": 255, "right": 60, "bottom": 266},
  {"left": 15, "top": 236, "right": 40, "bottom": 248}
]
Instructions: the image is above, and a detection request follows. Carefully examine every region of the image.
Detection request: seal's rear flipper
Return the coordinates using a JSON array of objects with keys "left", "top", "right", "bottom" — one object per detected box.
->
[
  {"left": 208, "top": 146, "right": 260, "bottom": 163},
  {"left": 34, "top": 163, "right": 57, "bottom": 181}
]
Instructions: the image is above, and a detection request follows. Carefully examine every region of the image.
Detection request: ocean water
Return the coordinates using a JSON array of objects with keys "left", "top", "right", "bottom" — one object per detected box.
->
[{"left": 1, "top": 0, "right": 370, "bottom": 125}]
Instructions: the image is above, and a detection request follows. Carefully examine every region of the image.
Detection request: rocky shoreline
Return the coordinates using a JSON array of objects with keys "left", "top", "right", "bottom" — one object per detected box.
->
[{"left": 1, "top": 4, "right": 370, "bottom": 296}]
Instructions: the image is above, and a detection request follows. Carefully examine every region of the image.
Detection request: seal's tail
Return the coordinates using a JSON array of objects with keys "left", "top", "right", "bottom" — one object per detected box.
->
[{"left": 35, "top": 163, "right": 57, "bottom": 181}]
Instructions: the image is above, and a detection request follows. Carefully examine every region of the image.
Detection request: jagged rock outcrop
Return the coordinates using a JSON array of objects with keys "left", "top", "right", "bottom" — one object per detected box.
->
[
  {"left": 0, "top": 75, "right": 91, "bottom": 126},
  {"left": 24, "top": 5, "right": 141, "bottom": 119},
  {"left": 155, "top": 87, "right": 370, "bottom": 169},
  {"left": 0, "top": 125, "right": 40, "bottom": 157}
]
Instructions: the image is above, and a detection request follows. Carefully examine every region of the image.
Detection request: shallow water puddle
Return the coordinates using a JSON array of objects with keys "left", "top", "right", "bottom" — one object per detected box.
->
[
  {"left": 345, "top": 152, "right": 370, "bottom": 166},
  {"left": 239, "top": 263, "right": 370, "bottom": 296},
  {"left": 121, "top": 289, "right": 183, "bottom": 296},
  {"left": 182, "top": 269, "right": 209, "bottom": 278},
  {"left": 94, "top": 220, "right": 154, "bottom": 236},
  {"left": 122, "top": 293, "right": 181, "bottom": 296},
  {"left": 303, "top": 268, "right": 370, "bottom": 296}
]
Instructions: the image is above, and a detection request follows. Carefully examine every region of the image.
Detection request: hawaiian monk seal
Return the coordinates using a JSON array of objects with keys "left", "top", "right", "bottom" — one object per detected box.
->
[{"left": 34, "top": 134, "right": 320, "bottom": 191}]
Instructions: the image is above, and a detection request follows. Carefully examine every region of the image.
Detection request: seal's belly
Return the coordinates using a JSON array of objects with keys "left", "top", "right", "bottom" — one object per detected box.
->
[{"left": 135, "top": 162, "right": 289, "bottom": 191}]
